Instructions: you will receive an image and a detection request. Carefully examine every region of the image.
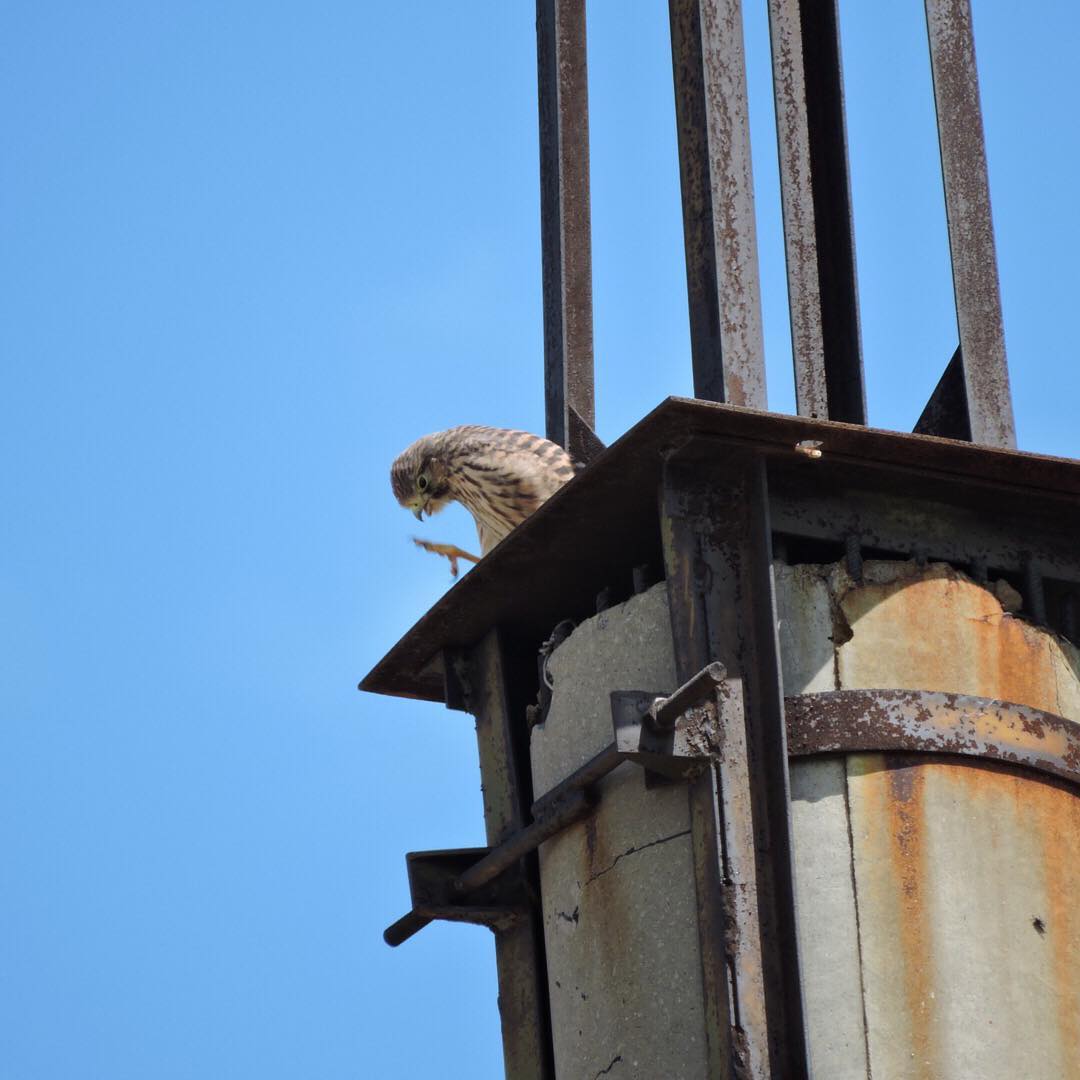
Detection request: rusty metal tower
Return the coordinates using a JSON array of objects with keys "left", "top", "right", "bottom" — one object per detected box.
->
[{"left": 363, "top": 2, "right": 1080, "bottom": 1077}]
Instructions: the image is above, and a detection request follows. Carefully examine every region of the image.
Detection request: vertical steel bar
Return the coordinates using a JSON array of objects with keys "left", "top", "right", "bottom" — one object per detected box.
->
[
  {"left": 768, "top": 0, "right": 866, "bottom": 424},
  {"left": 1023, "top": 556, "right": 1047, "bottom": 626},
  {"left": 924, "top": 0, "right": 1015, "bottom": 448},
  {"left": 1062, "top": 592, "right": 1077, "bottom": 644},
  {"left": 669, "top": 0, "right": 767, "bottom": 408},
  {"left": 661, "top": 450, "right": 810, "bottom": 1078},
  {"left": 468, "top": 630, "right": 554, "bottom": 1080},
  {"left": 537, "top": 0, "right": 598, "bottom": 465}
]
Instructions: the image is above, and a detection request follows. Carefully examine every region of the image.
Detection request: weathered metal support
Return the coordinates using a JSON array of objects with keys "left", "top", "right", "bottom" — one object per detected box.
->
[
  {"left": 1063, "top": 592, "right": 1078, "bottom": 643},
  {"left": 661, "top": 450, "right": 810, "bottom": 1077},
  {"left": 844, "top": 532, "right": 863, "bottom": 582},
  {"left": 924, "top": 0, "right": 1015, "bottom": 448},
  {"left": 391, "top": 849, "right": 533, "bottom": 937},
  {"left": 768, "top": 0, "right": 866, "bottom": 424},
  {"left": 669, "top": 0, "right": 767, "bottom": 408},
  {"left": 387, "top": 661, "right": 728, "bottom": 947},
  {"left": 1024, "top": 555, "right": 1047, "bottom": 626},
  {"left": 914, "top": 345, "right": 970, "bottom": 440},
  {"left": 467, "top": 630, "right": 554, "bottom": 1080},
  {"left": 786, "top": 689, "right": 1080, "bottom": 787},
  {"left": 537, "top": 0, "right": 600, "bottom": 466}
]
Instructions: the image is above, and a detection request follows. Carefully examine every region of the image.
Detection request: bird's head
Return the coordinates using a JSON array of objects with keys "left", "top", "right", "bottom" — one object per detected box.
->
[{"left": 390, "top": 436, "right": 453, "bottom": 521}]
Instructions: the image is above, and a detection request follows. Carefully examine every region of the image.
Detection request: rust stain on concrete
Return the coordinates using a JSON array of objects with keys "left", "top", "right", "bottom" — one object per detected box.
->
[
  {"left": 884, "top": 759, "right": 936, "bottom": 1080},
  {"left": 1032, "top": 777, "right": 1080, "bottom": 1073},
  {"left": 835, "top": 562, "right": 1080, "bottom": 722}
]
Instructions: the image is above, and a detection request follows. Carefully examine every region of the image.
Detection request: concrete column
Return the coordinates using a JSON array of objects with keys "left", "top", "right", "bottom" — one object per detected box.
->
[{"left": 531, "top": 561, "right": 1080, "bottom": 1079}]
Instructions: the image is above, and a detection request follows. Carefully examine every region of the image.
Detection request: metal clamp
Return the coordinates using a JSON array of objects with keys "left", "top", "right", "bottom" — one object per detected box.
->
[{"left": 383, "top": 662, "right": 727, "bottom": 947}]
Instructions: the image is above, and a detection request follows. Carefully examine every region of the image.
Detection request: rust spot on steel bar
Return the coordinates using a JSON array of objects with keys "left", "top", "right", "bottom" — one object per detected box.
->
[{"left": 786, "top": 688, "right": 1080, "bottom": 786}]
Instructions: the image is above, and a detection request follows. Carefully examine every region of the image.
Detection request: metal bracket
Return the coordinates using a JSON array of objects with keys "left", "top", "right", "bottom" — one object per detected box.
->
[
  {"left": 383, "top": 662, "right": 727, "bottom": 947},
  {"left": 610, "top": 660, "right": 726, "bottom": 781},
  {"left": 413, "top": 849, "right": 528, "bottom": 929}
]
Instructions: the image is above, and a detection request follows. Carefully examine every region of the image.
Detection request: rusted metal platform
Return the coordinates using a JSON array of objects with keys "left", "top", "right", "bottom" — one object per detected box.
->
[{"left": 361, "top": 397, "right": 1080, "bottom": 706}]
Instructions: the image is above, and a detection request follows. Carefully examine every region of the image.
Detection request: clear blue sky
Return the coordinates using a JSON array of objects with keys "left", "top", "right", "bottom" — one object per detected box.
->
[{"left": 3, "top": 3, "right": 1077, "bottom": 1078}]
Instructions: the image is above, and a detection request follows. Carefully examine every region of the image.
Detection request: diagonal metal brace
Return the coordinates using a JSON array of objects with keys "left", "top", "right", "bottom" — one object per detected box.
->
[{"left": 383, "top": 662, "right": 727, "bottom": 947}]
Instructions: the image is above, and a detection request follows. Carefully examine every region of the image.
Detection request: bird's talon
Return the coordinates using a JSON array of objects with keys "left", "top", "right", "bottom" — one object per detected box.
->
[{"left": 412, "top": 538, "right": 480, "bottom": 577}]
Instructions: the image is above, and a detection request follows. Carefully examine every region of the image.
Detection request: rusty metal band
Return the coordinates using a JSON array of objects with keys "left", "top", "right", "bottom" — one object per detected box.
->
[{"left": 786, "top": 689, "right": 1080, "bottom": 787}]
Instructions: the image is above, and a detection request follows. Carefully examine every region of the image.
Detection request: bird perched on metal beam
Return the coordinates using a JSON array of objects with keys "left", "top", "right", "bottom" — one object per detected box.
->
[{"left": 390, "top": 425, "right": 577, "bottom": 576}]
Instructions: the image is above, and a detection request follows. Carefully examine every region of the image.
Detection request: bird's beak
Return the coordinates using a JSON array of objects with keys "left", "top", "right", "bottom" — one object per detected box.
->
[{"left": 413, "top": 507, "right": 424, "bottom": 522}]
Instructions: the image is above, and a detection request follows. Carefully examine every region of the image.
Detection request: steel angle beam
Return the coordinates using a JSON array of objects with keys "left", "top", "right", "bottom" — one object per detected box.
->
[
  {"left": 385, "top": 849, "right": 531, "bottom": 943},
  {"left": 465, "top": 630, "right": 554, "bottom": 1080},
  {"left": 661, "top": 450, "right": 810, "bottom": 1078},
  {"left": 914, "top": 345, "right": 970, "bottom": 441},
  {"left": 768, "top": 0, "right": 865, "bottom": 425},
  {"left": 924, "top": 0, "right": 1015, "bottom": 448},
  {"left": 669, "top": 0, "right": 767, "bottom": 408},
  {"left": 537, "top": 0, "right": 600, "bottom": 465}
]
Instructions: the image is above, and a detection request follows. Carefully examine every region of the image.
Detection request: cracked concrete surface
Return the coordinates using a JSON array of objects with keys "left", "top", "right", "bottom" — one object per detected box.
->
[
  {"left": 531, "top": 582, "right": 707, "bottom": 1080},
  {"left": 532, "top": 561, "right": 1080, "bottom": 1078},
  {"left": 584, "top": 828, "right": 692, "bottom": 886},
  {"left": 592, "top": 1054, "right": 623, "bottom": 1078}
]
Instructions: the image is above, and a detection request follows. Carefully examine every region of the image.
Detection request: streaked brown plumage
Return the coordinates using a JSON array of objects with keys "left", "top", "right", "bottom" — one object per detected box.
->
[{"left": 390, "top": 425, "right": 576, "bottom": 571}]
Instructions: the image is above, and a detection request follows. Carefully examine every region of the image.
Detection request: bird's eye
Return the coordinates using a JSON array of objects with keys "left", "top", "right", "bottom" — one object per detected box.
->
[{"left": 417, "top": 474, "right": 429, "bottom": 492}]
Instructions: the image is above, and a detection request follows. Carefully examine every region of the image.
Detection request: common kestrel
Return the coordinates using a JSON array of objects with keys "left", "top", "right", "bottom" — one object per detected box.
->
[{"left": 390, "top": 425, "right": 577, "bottom": 575}]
